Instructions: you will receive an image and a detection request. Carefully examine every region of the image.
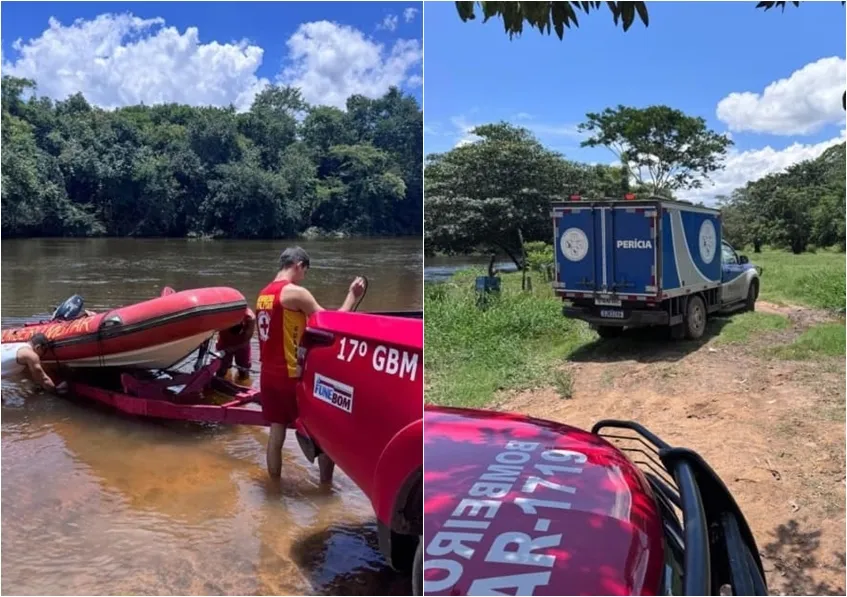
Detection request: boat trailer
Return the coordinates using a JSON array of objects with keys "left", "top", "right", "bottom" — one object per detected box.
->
[{"left": 62, "top": 341, "right": 268, "bottom": 426}]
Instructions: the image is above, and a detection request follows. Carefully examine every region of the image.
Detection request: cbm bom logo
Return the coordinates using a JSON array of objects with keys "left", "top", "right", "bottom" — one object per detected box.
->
[{"left": 313, "top": 374, "right": 354, "bottom": 413}]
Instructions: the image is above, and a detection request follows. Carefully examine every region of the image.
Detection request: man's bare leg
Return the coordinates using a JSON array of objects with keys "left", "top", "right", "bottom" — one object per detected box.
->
[
  {"left": 317, "top": 453, "right": 335, "bottom": 485},
  {"left": 267, "top": 423, "right": 286, "bottom": 478}
]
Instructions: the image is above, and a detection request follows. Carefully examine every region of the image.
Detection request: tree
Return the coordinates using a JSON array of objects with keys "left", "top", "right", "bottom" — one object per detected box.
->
[
  {"left": 1, "top": 76, "right": 422, "bottom": 239},
  {"left": 578, "top": 105, "right": 733, "bottom": 193},
  {"left": 720, "top": 143, "right": 846, "bottom": 254},
  {"left": 424, "top": 122, "right": 626, "bottom": 265}
]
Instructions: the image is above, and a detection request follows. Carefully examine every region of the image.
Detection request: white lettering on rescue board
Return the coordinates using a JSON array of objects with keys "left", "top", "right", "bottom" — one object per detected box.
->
[
  {"left": 423, "top": 441, "right": 588, "bottom": 596},
  {"left": 336, "top": 337, "right": 419, "bottom": 381}
]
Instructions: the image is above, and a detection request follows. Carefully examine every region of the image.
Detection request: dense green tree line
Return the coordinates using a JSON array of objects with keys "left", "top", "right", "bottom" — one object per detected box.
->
[
  {"left": 425, "top": 108, "right": 730, "bottom": 265},
  {"left": 719, "top": 143, "right": 846, "bottom": 254},
  {"left": 425, "top": 118, "right": 844, "bottom": 266},
  {"left": 1, "top": 76, "right": 422, "bottom": 239}
]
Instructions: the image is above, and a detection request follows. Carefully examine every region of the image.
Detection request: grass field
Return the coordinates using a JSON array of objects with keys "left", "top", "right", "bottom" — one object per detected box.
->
[
  {"left": 747, "top": 248, "right": 845, "bottom": 312},
  {"left": 425, "top": 249, "right": 845, "bottom": 408},
  {"left": 424, "top": 271, "right": 591, "bottom": 407}
]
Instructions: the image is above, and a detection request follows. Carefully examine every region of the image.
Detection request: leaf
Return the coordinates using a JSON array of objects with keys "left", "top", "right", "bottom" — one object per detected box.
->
[
  {"left": 621, "top": 2, "right": 635, "bottom": 31},
  {"left": 635, "top": 2, "right": 649, "bottom": 26}
]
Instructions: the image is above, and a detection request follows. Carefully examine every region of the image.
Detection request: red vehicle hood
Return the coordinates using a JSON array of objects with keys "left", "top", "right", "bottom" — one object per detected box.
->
[{"left": 423, "top": 406, "right": 665, "bottom": 596}]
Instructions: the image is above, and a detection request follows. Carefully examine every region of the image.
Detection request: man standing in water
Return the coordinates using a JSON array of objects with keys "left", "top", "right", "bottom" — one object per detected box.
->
[
  {"left": 1, "top": 333, "right": 66, "bottom": 393},
  {"left": 256, "top": 247, "right": 365, "bottom": 482}
]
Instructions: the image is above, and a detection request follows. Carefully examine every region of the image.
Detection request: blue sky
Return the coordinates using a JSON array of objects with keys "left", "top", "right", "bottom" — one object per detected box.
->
[
  {"left": 2, "top": 1, "right": 422, "bottom": 110},
  {"left": 424, "top": 1, "right": 846, "bottom": 202}
]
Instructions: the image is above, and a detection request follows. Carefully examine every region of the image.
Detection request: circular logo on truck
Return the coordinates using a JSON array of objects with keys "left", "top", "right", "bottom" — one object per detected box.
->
[
  {"left": 560, "top": 228, "right": 589, "bottom": 262},
  {"left": 699, "top": 219, "right": 717, "bottom": 264}
]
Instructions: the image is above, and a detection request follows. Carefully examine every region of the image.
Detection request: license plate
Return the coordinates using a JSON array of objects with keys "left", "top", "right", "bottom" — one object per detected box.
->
[
  {"left": 600, "top": 309, "right": 625, "bottom": 319},
  {"left": 595, "top": 295, "right": 622, "bottom": 307}
]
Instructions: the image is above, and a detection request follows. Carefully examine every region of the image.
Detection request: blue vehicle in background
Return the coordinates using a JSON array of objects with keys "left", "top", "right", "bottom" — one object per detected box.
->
[{"left": 552, "top": 195, "right": 760, "bottom": 340}]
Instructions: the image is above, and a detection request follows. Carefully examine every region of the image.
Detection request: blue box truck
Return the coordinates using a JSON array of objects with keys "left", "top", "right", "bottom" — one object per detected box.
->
[{"left": 551, "top": 197, "right": 760, "bottom": 340}]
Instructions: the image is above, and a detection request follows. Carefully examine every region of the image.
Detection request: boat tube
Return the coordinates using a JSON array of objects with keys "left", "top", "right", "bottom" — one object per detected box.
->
[{"left": 1, "top": 287, "right": 247, "bottom": 370}]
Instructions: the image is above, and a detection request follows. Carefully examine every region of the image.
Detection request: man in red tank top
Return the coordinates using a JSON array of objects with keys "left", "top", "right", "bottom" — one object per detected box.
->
[{"left": 256, "top": 246, "right": 365, "bottom": 482}]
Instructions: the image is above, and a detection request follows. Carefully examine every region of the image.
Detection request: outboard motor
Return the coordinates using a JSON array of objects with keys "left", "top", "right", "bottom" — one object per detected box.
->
[{"left": 52, "top": 295, "right": 85, "bottom": 321}]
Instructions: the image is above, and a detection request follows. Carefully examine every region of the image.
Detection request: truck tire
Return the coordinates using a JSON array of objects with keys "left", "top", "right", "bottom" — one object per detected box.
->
[
  {"left": 412, "top": 537, "right": 423, "bottom": 596},
  {"left": 596, "top": 325, "right": 624, "bottom": 339},
  {"left": 685, "top": 295, "right": 707, "bottom": 340},
  {"left": 745, "top": 279, "right": 759, "bottom": 312}
]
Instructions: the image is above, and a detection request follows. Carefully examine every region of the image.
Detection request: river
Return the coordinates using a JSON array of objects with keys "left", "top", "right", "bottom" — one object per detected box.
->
[
  {"left": 1, "top": 238, "right": 421, "bottom": 596},
  {"left": 423, "top": 255, "right": 517, "bottom": 283}
]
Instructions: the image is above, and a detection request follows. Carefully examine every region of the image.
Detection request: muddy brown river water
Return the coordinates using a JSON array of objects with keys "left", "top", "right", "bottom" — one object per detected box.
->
[{"left": 1, "top": 238, "right": 421, "bottom": 596}]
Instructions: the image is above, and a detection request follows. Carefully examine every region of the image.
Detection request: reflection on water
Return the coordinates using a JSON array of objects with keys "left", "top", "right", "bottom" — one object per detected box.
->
[{"left": 1, "top": 238, "right": 419, "bottom": 596}]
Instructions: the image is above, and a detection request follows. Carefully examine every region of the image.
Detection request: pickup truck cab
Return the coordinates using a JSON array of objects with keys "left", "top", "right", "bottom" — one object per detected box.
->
[
  {"left": 293, "top": 310, "right": 423, "bottom": 589},
  {"left": 423, "top": 406, "right": 768, "bottom": 596},
  {"left": 553, "top": 196, "right": 760, "bottom": 340}
]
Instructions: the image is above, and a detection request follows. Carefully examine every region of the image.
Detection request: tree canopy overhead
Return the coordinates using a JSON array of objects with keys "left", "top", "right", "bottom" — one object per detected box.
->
[
  {"left": 1, "top": 77, "right": 422, "bottom": 239},
  {"left": 578, "top": 105, "right": 733, "bottom": 193},
  {"left": 455, "top": 1, "right": 649, "bottom": 39}
]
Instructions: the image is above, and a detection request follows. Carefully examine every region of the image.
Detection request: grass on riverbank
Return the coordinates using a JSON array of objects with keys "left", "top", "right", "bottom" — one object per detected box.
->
[
  {"left": 749, "top": 248, "right": 845, "bottom": 312},
  {"left": 424, "top": 270, "right": 590, "bottom": 407}
]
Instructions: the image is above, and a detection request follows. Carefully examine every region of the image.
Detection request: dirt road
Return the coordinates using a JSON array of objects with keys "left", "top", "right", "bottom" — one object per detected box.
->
[{"left": 498, "top": 302, "right": 845, "bottom": 596}]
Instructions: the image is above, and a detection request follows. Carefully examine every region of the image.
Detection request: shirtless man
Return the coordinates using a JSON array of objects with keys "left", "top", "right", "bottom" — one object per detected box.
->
[
  {"left": 1, "top": 334, "right": 66, "bottom": 393},
  {"left": 255, "top": 246, "right": 365, "bottom": 482}
]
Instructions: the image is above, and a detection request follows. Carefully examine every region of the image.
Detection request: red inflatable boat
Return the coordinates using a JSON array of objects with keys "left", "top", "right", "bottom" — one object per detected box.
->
[{"left": 1, "top": 287, "right": 247, "bottom": 370}]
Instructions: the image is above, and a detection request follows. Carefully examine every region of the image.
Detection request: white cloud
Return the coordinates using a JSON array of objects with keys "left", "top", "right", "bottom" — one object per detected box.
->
[
  {"left": 716, "top": 56, "right": 846, "bottom": 135},
  {"left": 527, "top": 123, "right": 583, "bottom": 137},
  {"left": 1, "top": 14, "right": 421, "bottom": 113},
  {"left": 447, "top": 113, "right": 582, "bottom": 147},
  {"left": 404, "top": 8, "right": 419, "bottom": 23},
  {"left": 679, "top": 131, "right": 846, "bottom": 205},
  {"left": 377, "top": 14, "right": 399, "bottom": 32},
  {"left": 2, "top": 14, "right": 269, "bottom": 111},
  {"left": 280, "top": 21, "right": 421, "bottom": 109},
  {"left": 451, "top": 115, "right": 481, "bottom": 147}
]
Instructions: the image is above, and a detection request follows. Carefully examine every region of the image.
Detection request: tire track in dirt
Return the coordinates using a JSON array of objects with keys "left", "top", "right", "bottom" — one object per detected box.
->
[{"left": 497, "top": 302, "right": 845, "bottom": 595}]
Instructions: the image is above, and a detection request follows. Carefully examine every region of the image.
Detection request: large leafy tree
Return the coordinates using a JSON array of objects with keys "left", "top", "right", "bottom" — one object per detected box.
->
[
  {"left": 578, "top": 105, "right": 733, "bottom": 194},
  {"left": 425, "top": 122, "right": 627, "bottom": 265},
  {"left": 1, "top": 77, "right": 422, "bottom": 239}
]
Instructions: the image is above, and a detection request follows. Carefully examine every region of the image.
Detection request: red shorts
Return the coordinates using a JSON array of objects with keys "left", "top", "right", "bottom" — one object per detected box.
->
[{"left": 259, "top": 371, "right": 298, "bottom": 427}]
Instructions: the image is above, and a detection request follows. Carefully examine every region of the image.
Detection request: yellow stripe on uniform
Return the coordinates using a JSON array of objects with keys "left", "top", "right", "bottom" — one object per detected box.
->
[{"left": 283, "top": 308, "right": 306, "bottom": 378}]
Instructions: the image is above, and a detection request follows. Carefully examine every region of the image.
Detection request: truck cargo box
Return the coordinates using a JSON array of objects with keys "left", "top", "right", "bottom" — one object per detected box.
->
[{"left": 551, "top": 199, "right": 721, "bottom": 303}]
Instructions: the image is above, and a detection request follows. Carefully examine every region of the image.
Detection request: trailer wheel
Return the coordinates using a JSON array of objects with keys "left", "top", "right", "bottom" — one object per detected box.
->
[
  {"left": 745, "top": 279, "right": 759, "bottom": 312},
  {"left": 685, "top": 295, "right": 707, "bottom": 340},
  {"left": 412, "top": 537, "right": 423, "bottom": 596},
  {"left": 596, "top": 325, "right": 624, "bottom": 339}
]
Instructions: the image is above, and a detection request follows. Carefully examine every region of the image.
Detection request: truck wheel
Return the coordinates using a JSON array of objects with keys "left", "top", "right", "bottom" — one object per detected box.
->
[
  {"left": 745, "top": 279, "right": 759, "bottom": 312},
  {"left": 412, "top": 537, "right": 423, "bottom": 596},
  {"left": 596, "top": 325, "right": 623, "bottom": 339},
  {"left": 685, "top": 295, "right": 707, "bottom": 340}
]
